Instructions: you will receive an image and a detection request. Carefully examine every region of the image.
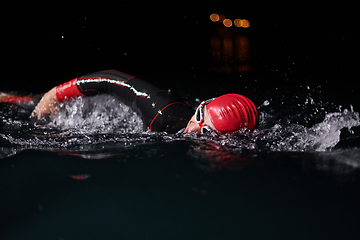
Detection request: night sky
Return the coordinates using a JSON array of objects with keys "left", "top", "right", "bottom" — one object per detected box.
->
[{"left": 3, "top": 3, "right": 355, "bottom": 106}]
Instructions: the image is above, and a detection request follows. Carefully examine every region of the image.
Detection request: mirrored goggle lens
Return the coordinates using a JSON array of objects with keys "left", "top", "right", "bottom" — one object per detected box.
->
[
  {"left": 195, "top": 104, "right": 204, "bottom": 123},
  {"left": 194, "top": 98, "right": 215, "bottom": 123},
  {"left": 201, "top": 125, "right": 216, "bottom": 135}
]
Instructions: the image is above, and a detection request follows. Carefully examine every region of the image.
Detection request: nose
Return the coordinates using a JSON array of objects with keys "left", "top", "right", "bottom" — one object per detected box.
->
[{"left": 183, "top": 121, "right": 201, "bottom": 134}]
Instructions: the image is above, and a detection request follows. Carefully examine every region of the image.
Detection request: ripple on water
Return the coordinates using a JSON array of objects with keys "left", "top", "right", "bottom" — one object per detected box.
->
[{"left": 0, "top": 96, "right": 359, "bottom": 164}]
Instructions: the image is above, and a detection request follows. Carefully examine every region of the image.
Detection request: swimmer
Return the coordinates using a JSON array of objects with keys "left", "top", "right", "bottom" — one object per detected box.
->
[{"left": 2, "top": 70, "right": 258, "bottom": 135}]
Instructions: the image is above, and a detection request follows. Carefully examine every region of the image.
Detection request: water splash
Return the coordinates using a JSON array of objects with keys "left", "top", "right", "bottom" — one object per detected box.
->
[
  {"left": 231, "top": 108, "right": 358, "bottom": 151},
  {"left": 51, "top": 95, "right": 143, "bottom": 134},
  {"left": 0, "top": 95, "right": 145, "bottom": 158},
  {"left": 0, "top": 94, "right": 359, "bottom": 161},
  {"left": 184, "top": 101, "right": 360, "bottom": 174}
]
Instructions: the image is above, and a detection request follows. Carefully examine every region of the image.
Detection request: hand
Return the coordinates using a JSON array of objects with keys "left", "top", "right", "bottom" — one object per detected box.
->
[
  {"left": 0, "top": 92, "right": 11, "bottom": 101},
  {"left": 31, "top": 87, "right": 60, "bottom": 120}
]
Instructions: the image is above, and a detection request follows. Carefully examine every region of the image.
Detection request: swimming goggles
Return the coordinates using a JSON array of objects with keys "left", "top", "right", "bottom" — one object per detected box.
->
[{"left": 194, "top": 98, "right": 216, "bottom": 134}]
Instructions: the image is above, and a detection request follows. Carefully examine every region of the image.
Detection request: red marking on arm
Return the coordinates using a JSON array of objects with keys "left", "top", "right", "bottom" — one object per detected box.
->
[
  {"left": 56, "top": 78, "right": 84, "bottom": 102},
  {"left": 124, "top": 76, "right": 135, "bottom": 84},
  {"left": 105, "top": 70, "right": 135, "bottom": 83},
  {"left": 107, "top": 69, "right": 136, "bottom": 78},
  {"left": 1, "top": 96, "right": 33, "bottom": 104},
  {"left": 149, "top": 102, "right": 188, "bottom": 132}
]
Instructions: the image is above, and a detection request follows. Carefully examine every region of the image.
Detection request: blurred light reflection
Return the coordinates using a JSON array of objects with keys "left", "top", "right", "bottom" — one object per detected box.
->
[
  {"left": 223, "top": 19, "right": 232, "bottom": 27},
  {"left": 210, "top": 13, "right": 250, "bottom": 28},
  {"left": 210, "top": 34, "right": 250, "bottom": 73},
  {"left": 209, "top": 13, "right": 251, "bottom": 73},
  {"left": 210, "top": 13, "right": 220, "bottom": 22},
  {"left": 241, "top": 19, "right": 250, "bottom": 28},
  {"left": 234, "top": 19, "right": 251, "bottom": 28}
]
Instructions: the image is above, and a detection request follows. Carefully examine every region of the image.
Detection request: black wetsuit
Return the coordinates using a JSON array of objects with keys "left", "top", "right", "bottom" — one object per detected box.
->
[{"left": 74, "top": 70, "right": 194, "bottom": 134}]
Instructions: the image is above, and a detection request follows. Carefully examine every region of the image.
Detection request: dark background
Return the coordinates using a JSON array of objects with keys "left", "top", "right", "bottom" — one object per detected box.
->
[
  {"left": 2, "top": 3, "right": 357, "bottom": 108},
  {"left": 1, "top": 4, "right": 360, "bottom": 240}
]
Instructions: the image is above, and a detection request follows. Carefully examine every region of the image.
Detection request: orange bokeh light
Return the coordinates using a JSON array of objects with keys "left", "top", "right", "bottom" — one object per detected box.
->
[
  {"left": 223, "top": 19, "right": 232, "bottom": 27},
  {"left": 234, "top": 19, "right": 241, "bottom": 27},
  {"left": 234, "top": 19, "right": 250, "bottom": 28},
  {"left": 210, "top": 14, "right": 250, "bottom": 28},
  {"left": 242, "top": 19, "right": 250, "bottom": 28},
  {"left": 210, "top": 13, "right": 220, "bottom": 22}
]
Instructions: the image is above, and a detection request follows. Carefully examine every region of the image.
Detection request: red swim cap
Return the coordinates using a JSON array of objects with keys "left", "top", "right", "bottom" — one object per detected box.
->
[{"left": 206, "top": 94, "right": 258, "bottom": 134}]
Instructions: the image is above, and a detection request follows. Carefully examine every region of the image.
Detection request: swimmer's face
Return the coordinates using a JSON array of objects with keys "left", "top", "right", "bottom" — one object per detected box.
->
[{"left": 183, "top": 106, "right": 220, "bottom": 135}]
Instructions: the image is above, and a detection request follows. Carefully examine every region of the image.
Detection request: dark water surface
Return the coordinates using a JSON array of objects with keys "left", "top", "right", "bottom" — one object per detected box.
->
[
  {"left": 2, "top": 6, "right": 359, "bottom": 240},
  {"left": 1, "top": 144, "right": 360, "bottom": 240},
  {"left": 1, "top": 92, "right": 359, "bottom": 240}
]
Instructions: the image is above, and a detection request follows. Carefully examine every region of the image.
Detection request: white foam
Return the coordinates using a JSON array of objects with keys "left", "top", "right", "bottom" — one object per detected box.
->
[
  {"left": 1, "top": 94, "right": 359, "bottom": 162},
  {"left": 51, "top": 95, "right": 143, "bottom": 134},
  {"left": 296, "top": 110, "right": 360, "bottom": 151},
  {"left": 206, "top": 108, "right": 360, "bottom": 153}
]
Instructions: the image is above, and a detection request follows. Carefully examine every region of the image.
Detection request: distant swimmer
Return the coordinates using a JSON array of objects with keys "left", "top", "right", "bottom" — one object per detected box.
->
[{"left": 2, "top": 70, "right": 258, "bottom": 135}]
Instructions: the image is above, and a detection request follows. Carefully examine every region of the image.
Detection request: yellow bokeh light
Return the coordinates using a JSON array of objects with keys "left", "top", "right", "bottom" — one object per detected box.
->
[
  {"left": 223, "top": 19, "right": 232, "bottom": 27},
  {"left": 234, "top": 19, "right": 240, "bottom": 27},
  {"left": 210, "top": 14, "right": 250, "bottom": 28},
  {"left": 242, "top": 19, "right": 250, "bottom": 28},
  {"left": 234, "top": 19, "right": 250, "bottom": 28},
  {"left": 210, "top": 13, "right": 220, "bottom": 22}
]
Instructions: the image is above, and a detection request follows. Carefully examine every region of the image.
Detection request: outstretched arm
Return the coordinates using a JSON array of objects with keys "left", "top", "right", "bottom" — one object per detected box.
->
[
  {"left": 30, "top": 70, "right": 193, "bottom": 133},
  {"left": 31, "top": 70, "right": 150, "bottom": 120},
  {"left": 0, "top": 92, "right": 34, "bottom": 104},
  {"left": 31, "top": 78, "right": 83, "bottom": 120}
]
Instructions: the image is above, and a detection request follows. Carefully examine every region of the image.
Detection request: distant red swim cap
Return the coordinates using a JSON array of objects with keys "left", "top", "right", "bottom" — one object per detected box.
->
[{"left": 206, "top": 94, "right": 258, "bottom": 134}]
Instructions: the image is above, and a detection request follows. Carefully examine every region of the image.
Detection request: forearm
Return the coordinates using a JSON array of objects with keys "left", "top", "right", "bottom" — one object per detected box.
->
[
  {"left": 0, "top": 92, "right": 34, "bottom": 104},
  {"left": 31, "top": 87, "right": 59, "bottom": 119},
  {"left": 31, "top": 77, "right": 82, "bottom": 117},
  {"left": 31, "top": 70, "right": 158, "bottom": 122}
]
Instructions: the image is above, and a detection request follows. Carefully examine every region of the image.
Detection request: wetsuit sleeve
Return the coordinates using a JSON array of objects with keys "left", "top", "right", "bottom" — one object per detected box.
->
[
  {"left": 56, "top": 78, "right": 84, "bottom": 102},
  {"left": 55, "top": 70, "right": 194, "bottom": 133}
]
